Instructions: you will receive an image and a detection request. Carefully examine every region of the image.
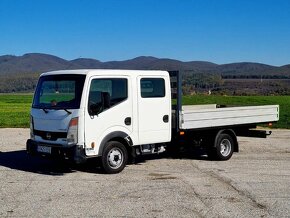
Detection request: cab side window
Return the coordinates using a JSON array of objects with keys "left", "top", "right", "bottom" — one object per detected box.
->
[
  {"left": 88, "top": 78, "right": 127, "bottom": 114},
  {"left": 140, "top": 78, "right": 165, "bottom": 98}
]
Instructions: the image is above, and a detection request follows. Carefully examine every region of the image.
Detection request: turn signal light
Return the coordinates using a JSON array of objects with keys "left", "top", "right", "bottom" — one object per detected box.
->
[
  {"left": 69, "top": 117, "right": 78, "bottom": 127},
  {"left": 67, "top": 117, "right": 78, "bottom": 145}
]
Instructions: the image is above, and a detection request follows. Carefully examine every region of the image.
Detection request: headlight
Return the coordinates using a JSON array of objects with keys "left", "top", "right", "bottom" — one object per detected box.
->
[
  {"left": 67, "top": 117, "right": 78, "bottom": 145},
  {"left": 30, "top": 116, "right": 35, "bottom": 140}
]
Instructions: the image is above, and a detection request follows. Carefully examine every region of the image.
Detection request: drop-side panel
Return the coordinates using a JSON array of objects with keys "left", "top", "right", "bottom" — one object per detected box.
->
[{"left": 180, "top": 105, "right": 279, "bottom": 129}]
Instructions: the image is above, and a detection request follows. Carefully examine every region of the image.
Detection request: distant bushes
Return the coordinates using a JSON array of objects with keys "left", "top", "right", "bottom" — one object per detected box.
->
[
  {"left": 222, "top": 75, "right": 290, "bottom": 79},
  {"left": 1, "top": 71, "right": 290, "bottom": 96},
  {"left": 181, "top": 71, "right": 290, "bottom": 96},
  {"left": 0, "top": 72, "right": 40, "bottom": 93}
]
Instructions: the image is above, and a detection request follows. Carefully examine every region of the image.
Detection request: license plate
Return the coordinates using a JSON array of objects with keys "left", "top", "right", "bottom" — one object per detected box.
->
[{"left": 37, "top": 145, "right": 51, "bottom": 154}]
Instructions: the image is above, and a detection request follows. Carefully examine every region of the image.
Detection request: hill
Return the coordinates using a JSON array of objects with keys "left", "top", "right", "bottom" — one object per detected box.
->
[
  {"left": 0, "top": 53, "right": 222, "bottom": 73},
  {"left": 1, "top": 53, "right": 290, "bottom": 94},
  {"left": 0, "top": 53, "right": 76, "bottom": 74},
  {"left": 2, "top": 53, "right": 290, "bottom": 77}
]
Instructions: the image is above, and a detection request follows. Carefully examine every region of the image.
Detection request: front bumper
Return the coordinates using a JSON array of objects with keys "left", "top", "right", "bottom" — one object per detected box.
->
[{"left": 26, "top": 139, "right": 86, "bottom": 163}]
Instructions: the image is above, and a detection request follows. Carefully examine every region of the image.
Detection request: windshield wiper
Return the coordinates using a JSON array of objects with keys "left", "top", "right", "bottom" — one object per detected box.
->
[
  {"left": 40, "top": 107, "right": 71, "bottom": 114},
  {"left": 51, "top": 107, "right": 72, "bottom": 114},
  {"left": 63, "top": 109, "right": 72, "bottom": 114},
  {"left": 42, "top": 108, "right": 48, "bottom": 113},
  {"left": 54, "top": 107, "right": 72, "bottom": 114}
]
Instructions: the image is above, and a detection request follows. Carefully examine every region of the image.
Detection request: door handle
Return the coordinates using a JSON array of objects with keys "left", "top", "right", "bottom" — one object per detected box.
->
[
  {"left": 163, "top": 115, "right": 169, "bottom": 123},
  {"left": 124, "top": 117, "right": 131, "bottom": 125}
]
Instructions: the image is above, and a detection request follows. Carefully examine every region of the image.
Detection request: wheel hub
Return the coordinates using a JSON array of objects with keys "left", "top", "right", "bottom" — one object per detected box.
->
[
  {"left": 107, "top": 148, "right": 123, "bottom": 169},
  {"left": 220, "top": 139, "right": 231, "bottom": 157}
]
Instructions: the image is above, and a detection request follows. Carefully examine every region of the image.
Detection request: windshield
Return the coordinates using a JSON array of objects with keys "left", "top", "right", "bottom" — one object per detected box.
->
[{"left": 33, "top": 74, "right": 86, "bottom": 109}]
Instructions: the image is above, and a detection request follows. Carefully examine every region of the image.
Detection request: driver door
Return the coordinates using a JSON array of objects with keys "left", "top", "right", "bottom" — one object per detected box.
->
[{"left": 84, "top": 76, "right": 132, "bottom": 156}]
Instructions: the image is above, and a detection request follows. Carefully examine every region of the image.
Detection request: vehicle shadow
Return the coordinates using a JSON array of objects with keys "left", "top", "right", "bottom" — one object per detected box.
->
[
  {"left": 0, "top": 148, "right": 209, "bottom": 175},
  {"left": 0, "top": 150, "right": 103, "bottom": 175},
  {"left": 133, "top": 147, "right": 209, "bottom": 165}
]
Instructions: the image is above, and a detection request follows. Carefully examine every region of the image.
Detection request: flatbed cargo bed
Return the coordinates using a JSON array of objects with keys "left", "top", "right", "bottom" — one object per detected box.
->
[{"left": 180, "top": 105, "right": 279, "bottom": 129}]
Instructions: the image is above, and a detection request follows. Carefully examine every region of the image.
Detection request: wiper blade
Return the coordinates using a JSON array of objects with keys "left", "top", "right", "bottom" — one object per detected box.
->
[
  {"left": 52, "top": 107, "right": 72, "bottom": 114},
  {"left": 40, "top": 107, "right": 71, "bottom": 114},
  {"left": 42, "top": 108, "right": 48, "bottom": 113},
  {"left": 63, "top": 109, "right": 72, "bottom": 114}
]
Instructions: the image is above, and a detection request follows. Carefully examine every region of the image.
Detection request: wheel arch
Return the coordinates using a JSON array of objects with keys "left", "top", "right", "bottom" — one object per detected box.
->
[
  {"left": 98, "top": 131, "right": 133, "bottom": 156},
  {"left": 214, "top": 129, "right": 239, "bottom": 152}
]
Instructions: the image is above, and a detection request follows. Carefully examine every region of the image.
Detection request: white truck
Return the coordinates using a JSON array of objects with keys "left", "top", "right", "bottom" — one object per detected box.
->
[{"left": 27, "top": 70, "right": 279, "bottom": 173}]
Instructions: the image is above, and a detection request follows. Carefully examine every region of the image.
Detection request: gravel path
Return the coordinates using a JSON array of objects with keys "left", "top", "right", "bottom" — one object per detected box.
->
[{"left": 0, "top": 128, "right": 289, "bottom": 217}]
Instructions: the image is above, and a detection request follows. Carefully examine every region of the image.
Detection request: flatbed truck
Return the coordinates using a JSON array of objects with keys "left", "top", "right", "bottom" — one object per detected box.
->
[{"left": 27, "top": 70, "right": 279, "bottom": 173}]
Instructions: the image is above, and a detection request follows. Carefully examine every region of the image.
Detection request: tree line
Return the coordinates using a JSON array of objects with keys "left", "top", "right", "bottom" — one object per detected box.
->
[
  {"left": 1, "top": 71, "right": 290, "bottom": 95},
  {"left": 0, "top": 73, "right": 40, "bottom": 93}
]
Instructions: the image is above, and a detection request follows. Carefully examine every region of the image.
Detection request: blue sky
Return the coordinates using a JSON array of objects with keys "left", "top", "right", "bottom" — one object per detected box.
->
[{"left": 0, "top": 0, "right": 290, "bottom": 66}]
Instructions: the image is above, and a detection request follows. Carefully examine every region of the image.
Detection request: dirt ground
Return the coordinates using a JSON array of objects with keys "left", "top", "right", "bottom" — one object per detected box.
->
[{"left": 0, "top": 128, "right": 289, "bottom": 217}]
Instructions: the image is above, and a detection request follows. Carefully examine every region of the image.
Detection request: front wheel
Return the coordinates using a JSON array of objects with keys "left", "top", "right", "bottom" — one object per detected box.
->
[{"left": 101, "top": 141, "right": 128, "bottom": 174}]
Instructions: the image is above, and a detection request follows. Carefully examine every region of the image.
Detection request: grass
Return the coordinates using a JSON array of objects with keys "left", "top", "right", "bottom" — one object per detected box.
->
[
  {"left": 0, "top": 94, "right": 33, "bottom": 128},
  {"left": 0, "top": 93, "right": 289, "bottom": 129}
]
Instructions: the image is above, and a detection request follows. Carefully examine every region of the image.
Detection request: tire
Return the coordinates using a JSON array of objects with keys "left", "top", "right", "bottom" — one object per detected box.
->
[
  {"left": 101, "top": 141, "right": 128, "bottom": 174},
  {"left": 207, "top": 133, "right": 234, "bottom": 161}
]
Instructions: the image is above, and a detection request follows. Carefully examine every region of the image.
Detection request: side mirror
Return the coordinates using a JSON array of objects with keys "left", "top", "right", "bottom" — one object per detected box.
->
[
  {"left": 89, "top": 102, "right": 103, "bottom": 116},
  {"left": 88, "top": 91, "right": 108, "bottom": 116}
]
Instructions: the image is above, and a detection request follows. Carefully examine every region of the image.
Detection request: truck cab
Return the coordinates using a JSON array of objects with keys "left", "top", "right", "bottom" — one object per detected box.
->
[{"left": 27, "top": 70, "right": 172, "bottom": 173}]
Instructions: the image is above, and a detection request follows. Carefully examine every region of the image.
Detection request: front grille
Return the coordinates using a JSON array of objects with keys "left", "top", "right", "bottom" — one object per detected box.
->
[{"left": 34, "top": 130, "right": 67, "bottom": 141}]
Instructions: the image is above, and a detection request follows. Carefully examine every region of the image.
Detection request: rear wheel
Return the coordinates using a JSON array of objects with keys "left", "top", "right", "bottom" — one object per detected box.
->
[
  {"left": 207, "top": 133, "right": 234, "bottom": 161},
  {"left": 101, "top": 141, "right": 128, "bottom": 174}
]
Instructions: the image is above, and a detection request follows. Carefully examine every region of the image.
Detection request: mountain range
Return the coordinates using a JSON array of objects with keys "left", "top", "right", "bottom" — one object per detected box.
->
[{"left": 1, "top": 53, "right": 290, "bottom": 77}]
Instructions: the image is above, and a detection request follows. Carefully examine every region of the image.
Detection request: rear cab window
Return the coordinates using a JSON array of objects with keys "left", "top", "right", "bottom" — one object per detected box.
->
[{"left": 140, "top": 78, "right": 165, "bottom": 98}]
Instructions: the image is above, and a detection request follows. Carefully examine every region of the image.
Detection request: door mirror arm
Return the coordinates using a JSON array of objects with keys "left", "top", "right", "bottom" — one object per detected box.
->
[{"left": 89, "top": 101, "right": 104, "bottom": 116}]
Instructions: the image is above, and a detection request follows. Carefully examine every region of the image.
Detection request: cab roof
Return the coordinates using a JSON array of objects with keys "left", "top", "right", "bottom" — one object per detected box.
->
[{"left": 41, "top": 69, "right": 169, "bottom": 77}]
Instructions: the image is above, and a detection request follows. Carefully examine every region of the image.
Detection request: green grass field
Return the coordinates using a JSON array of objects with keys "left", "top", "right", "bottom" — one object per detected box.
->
[
  {"left": 0, "top": 94, "right": 289, "bottom": 128},
  {"left": 0, "top": 94, "right": 33, "bottom": 128}
]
